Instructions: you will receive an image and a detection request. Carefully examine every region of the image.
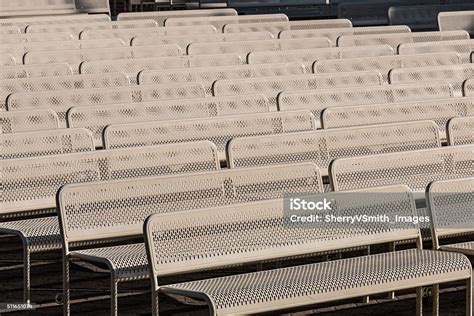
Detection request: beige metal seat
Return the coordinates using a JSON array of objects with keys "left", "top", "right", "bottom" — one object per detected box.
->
[
  {"left": 0, "top": 14, "right": 110, "bottom": 31},
  {"left": 67, "top": 94, "right": 269, "bottom": 148},
  {"left": 438, "top": 11, "right": 474, "bottom": 36},
  {"left": 338, "top": 30, "right": 470, "bottom": 51},
  {"left": 164, "top": 14, "right": 288, "bottom": 30},
  {"left": 227, "top": 121, "right": 441, "bottom": 178},
  {"left": 0, "top": 26, "right": 21, "bottom": 34},
  {"left": 447, "top": 116, "right": 474, "bottom": 146},
  {"left": 0, "top": 0, "right": 78, "bottom": 17},
  {"left": 213, "top": 71, "right": 383, "bottom": 110},
  {"left": 145, "top": 187, "right": 472, "bottom": 316},
  {"left": 314, "top": 52, "right": 461, "bottom": 83},
  {"left": 0, "top": 72, "right": 130, "bottom": 110},
  {"left": 7, "top": 83, "right": 205, "bottom": 127},
  {"left": 138, "top": 63, "right": 306, "bottom": 96},
  {"left": 117, "top": 8, "right": 238, "bottom": 26},
  {"left": 278, "top": 82, "right": 455, "bottom": 127},
  {"left": 288, "top": 19, "right": 352, "bottom": 30},
  {"left": 1, "top": 54, "right": 17, "bottom": 66},
  {"left": 187, "top": 38, "right": 331, "bottom": 55},
  {"left": 0, "top": 32, "right": 73, "bottom": 44},
  {"left": 0, "top": 64, "right": 72, "bottom": 79},
  {"left": 398, "top": 39, "right": 474, "bottom": 63},
  {"left": 1, "top": 128, "right": 94, "bottom": 159},
  {"left": 103, "top": 110, "right": 316, "bottom": 160},
  {"left": 59, "top": 162, "right": 323, "bottom": 315},
  {"left": 389, "top": 64, "right": 474, "bottom": 97},
  {"left": 1, "top": 109, "right": 59, "bottom": 133}
]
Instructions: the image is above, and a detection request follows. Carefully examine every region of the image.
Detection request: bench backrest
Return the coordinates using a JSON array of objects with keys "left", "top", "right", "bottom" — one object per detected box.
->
[
  {"left": 337, "top": 30, "right": 470, "bottom": 50},
  {"left": 0, "top": 14, "right": 110, "bottom": 32},
  {"left": 103, "top": 110, "right": 316, "bottom": 160},
  {"left": 1, "top": 109, "right": 59, "bottom": 133},
  {"left": 287, "top": 19, "right": 353, "bottom": 30},
  {"left": 223, "top": 21, "right": 290, "bottom": 37},
  {"left": 389, "top": 64, "right": 474, "bottom": 97},
  {"left": 0, "top": 0, "right": 77, "bottom": 17},
  {"left": 3, "top": 141, "right": 219, "bottom": 217},
  {"left": 0, "top": 54, "right": 16, "bottom": 66},
  {"left": 67, "top": 94, "right": 270, "bottom": 148},
  {"left": 465, "top": 79, "right": 474, "bottom": 97},
  {"left": 278, "top": 82, "right": 455, "bottom": 126},
  {"left": 330, "top": 145, "right": 474, "bottom": 192},
  {"left": 138, "top": 63, "right": 306, "bottom": 95},
  {"left": 1, "top": 72, "right": 130, "bottom": 110},
  {"left": 145, "top": 185, "right": 418, "bottom": 277},
  {"left": 2, "top": 128, "right": 94, "bottom": 159},
  {"left": 58, "top": 162, "right": 324, "bottom": 248},
  {"left": 0, "top": 64, "right": 73, "bottom": 79},
  {"left": 164, "top": 14, "right": 288, "bottom": 29},
  {"left": 117, "top": 8, "right": 238, "bottom": 26},
  {"left": 427, "top": 177, "right": 474, "bottom": 249},
  {"left": 6, "top": 82, "right": 206, "bottom": 127},
  {"left": 187, "top": 38, "right": 331, "bottom": 55},
  {"left": 279, "top": 25, "right": 411, "bottom": 45},
  {"left": 0, "top": 26, "right": 21, "bottom": 34},
  {"left": 438, "top": 11, "right": 474, "bottom": 36},
  {"left": 0, "top": 32, "right": 73, "bottom": 44},
  {"left": 398, "top": 39, "right": 474, "bottom": 63},
  {"left": 213, "top": 71, "right": 383, "bottom": 109},
  {"left": 447, "top": 116, "right": 474, "bottom": 146},
  {"left": 314, "top": 52, "right": 461, "bottom": 83}
]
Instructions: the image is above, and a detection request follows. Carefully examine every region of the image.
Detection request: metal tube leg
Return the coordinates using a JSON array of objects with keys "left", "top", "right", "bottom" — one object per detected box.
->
[
  {"left": 432, "top": 284, "right": 439, "bottom": 316},
  {"left": 111, "top": 276, "right": 118, "bottom": 316},
  {"left": 63, "top": 255, "right": 70, "bottom": 316},
  {"left": 467, "top": 278, "right": 473, "bottom": 316},
  {"left": 416, "top": 287, "right": 423, "bottom": 316},
  {"left": 23, "top": 246, "right": 30, "bottom": 304},
  {"left": 152, "top": 289, "right": 159, "bottom": 316}
]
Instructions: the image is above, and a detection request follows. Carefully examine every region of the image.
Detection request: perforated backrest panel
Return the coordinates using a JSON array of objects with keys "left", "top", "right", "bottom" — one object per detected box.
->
[
  {"left": 0, "top": 32, "right": 73, "bottom": 44},
  {"left": 7, "top": 83, "right": 206, "bottom": 127},
  {"left": 104, "top": 110, "right": 316, "bottom": 160},
  {"left": 398, "top": 39, "right": 474, "bottom": 63},
  {"left": 465, "top": 79, "right": 474, "bottom": 97},
  {"left": 145, "top": 185, "right": 417, "bottom": 276},
  {"left": 223, "top": 22, "right": 290, "bottom": 37},
  {"left": 2, "top": 128, "right": 95, "bottom": 159},
  {"left": 59, "top": 163, "right": 324, "bottom": 244},
  {"left": 0, "top": 27, "right": 21, "bottom": 34},
  {"left": 138, "top": 63, "right": 306, "bottom": 96},
  {"left": 438, "top": 11, "right": 474, "bottom": 35},
  {"left": 0, "top": 14, "right": 110, "bottom": 31},
  {"left": 164, "top": 14, "right": 288, "bottom": 30},
  {"left": 213, "top": 71, "right": 383, "bottom": 110},
  {"left": 1, "top": 54, "right": 17, "bottom": 66},
  {"left": 447, "top": 116, "right": 474, "bottom": 146},
  {"left": 289, "top": 19, "right": 352, "bottom": 30},
  {"left": 278, "top": 82, "right": 454, "bottom": 126},
  {"left": 4, "top": 141, "right": 219, "bottom": 216},
  {"left": 0, "top": 64, "right": 72, "bottom": 79},
  {"left": 1, "top": 109, "right": 59, "bottom": 133},
  {"left": 330, "top": 145, "right": 474, "bottom": 192},
  {"left": 67, "top": 94, "right": 270, "bottom": 148}
]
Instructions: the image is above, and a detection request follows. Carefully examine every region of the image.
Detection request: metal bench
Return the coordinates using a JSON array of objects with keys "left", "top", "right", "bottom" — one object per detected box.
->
[
  {"left": 314, "top": 52, "right": 461, "bottom": 83},
  {"left": 279, "top": 25, "right": 411, "bottom": 44},
  {"left": 321, "top": 97, "right": 474, "bottom": 141},
  {"left": 0, "top": 72, "right": 130, "bottom": 110},
  {"left": 287, "top": 19, "right": 353, "bottom": 30},
  {"left": 58, "top": 162, "right": 323, "bottom": 315},
  {"left": 227, "top": 121, "right": 441, "bottom": 178},
  {"left": 67, "top": 94, "right": 269, "bottom": 148},
  {"left": 164, "top": 14, "right": 288, "bottom": 30},
  {"left": 7, "top": 82, "right": 206, "bottom": 127},
  {"left": 213, "top": 71, "right": 383, "bottom": 109},
  {"left": 0, "top": 64, "right": 72, "bottom": 79},
  {"left": 1, "top": 109, "right": 59, "bottom": 133},
  {"left": 0, "top": 14, "right": 110, "bottom": 32},
  {"left": 138, "top": 62, "right": 306, "bottom": 96},
  {"left": 1, "top": 128, "right": 94, "bottom": 159},
  {"left": 130, "top": 32, "right": 273, "bottom": 51},
  {"left": 0, "top": 0, "right": 78, "bottom": 17},
  {"left": 337, "top": 30, "right": 470, "bottom": 51},
  {"left": 278, "top": 82, "right": 455, "bottom": 127},
  {"left": 103, "top": 110, "right": 316, "bottom": 160},
  {"left": 398, "top": 39, "right": 474, "bottom": 63},
  {"left": 465, "top": 79, "right": 474, "bottom": 97},
  {"left": 145, "top": 186, "right": 472, "bottom": 315},
  {"left": 80, "top": 54, "right": 244, "bottom": 85},
  {"left": 0, "top": 32, "right": 73, "bottom": 44},
  {"left": 0, "top": 141, "right": 219, "bottom": 303},
  {"left": 117, "top": 8, "right": 238, "bottom": 26},
  {"left": 389, "top": 64, "right": 474, "bottom": 97},
  {"left": 247, "top": 45, "right": 394, "bottom": 69},
  {"left": 23, "top": 45, "right": 182, "bottom": 74},
  {"left": 0, "top": 54, "right": 16, "bottom": 66},
  {"left": 438, "top": 10, "right": 474, "bottom": 37},
  {"left": 447, "top": 116, "right": 474, "bottom": 146},
  {"left": 187, "top": 38, "right": 331, "bottom": 55}
]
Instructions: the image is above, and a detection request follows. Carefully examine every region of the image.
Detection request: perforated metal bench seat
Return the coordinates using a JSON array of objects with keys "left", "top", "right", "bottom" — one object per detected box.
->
[
  {"left": 161, "top": 249, "right": 471, "bottom": 315},
  {"left": 440, "top": 242, "right": 474, "bottom": 256}
]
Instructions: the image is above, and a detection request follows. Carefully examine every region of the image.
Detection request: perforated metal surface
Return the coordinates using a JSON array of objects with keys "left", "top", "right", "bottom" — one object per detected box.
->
[
  {"left": 228, "top": 121, "right": 441, "bottom": 176},
  {"left": 447, "top": 116, "right": 474, "bottom": 146},
  {"left": 278, "top": 82, "right": 454, "bottom": 125},
  {"left": 0, "top": 64, "right": 73, "bottom": 79},
  {"left": 139, "top": 63, "right": 306, "bottom": 96},
  {"left": 398, "top": 39, "right": 474, "bottom": 63},
  {"left": 0, "top": 26, "right": 21, "bottom": 34},
  {"left": 7, "top": 83, "right": 206, "bottom": 127},
  {"left": 164, "top": 14, "right": 288, "bottom": 30},
  {"left": 0, "top": 54, "right": 16, "bottom": 66},
  {"left": 0, "top": 32, "right": 73, "bottom": 44},
  {"left": 68, "top": 94, "right": 269, "bottom": 148},
  {"left": 438, "top": 11, "right": 474, "bottom": 35},
  {"left": 104, "top": 110, "right": 316, "bottom": 160},
  {"left": 2, "top": 128, "right": 94, "bottom": 159},
  {"left": 314, "top": 53, "right": 461, "bottom": 83},
  {"left": 0, "top": 14, "right": 110, "bottom": 31},
  {"left": 338, "top": 30, "right": 470, "bottom": 51},
  {"left": 223, "top": 22, "right": 290, "bottom": 37},
  {"left": 213, "top": 71, "right": 383, "bottom": 110},
  {"left": 289, "top": 19, "right": 352, "bottom": 30},
  {"left": 1, "top": 109, "right": 59, "bottom": 133},
  {"left": 389, "top": 64, "right": 474, "bottom": 97},
  {"left": 1, "top": 72, "right": 130, "bottom": 110},
  {"left": 187, "top": 38, "right": 331, "bottom": 55},
  {"left": 330, "top": 145, "right": 474, "bottom": 192},
  {"left": 465, "top": 79, "right": 474, "bottom": 97}
]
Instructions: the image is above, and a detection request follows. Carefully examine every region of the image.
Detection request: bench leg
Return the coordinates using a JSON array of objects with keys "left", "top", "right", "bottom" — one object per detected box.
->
[
  {"left": 111, "top": 276, "right": 118, "bottom": 316},
  {"left": 152, "top": 289, "right": 159, "bottom": 316},
  {"left": 23, "top": 245, "right": 31, "bottom": 304},
  {"left": 468, "top": 277, "right": 473, "bottom": 316},
  {"left": 432, "top": 284, "right": 439, "bottom": 316},
  {"left": 63, "top": 255, "right": 70, "bottom": 316},
  {"left": 416, "top": 287, "right": 423, "bottom": 316}
]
